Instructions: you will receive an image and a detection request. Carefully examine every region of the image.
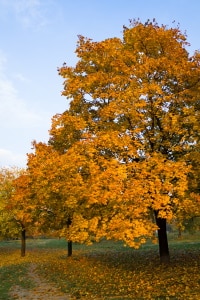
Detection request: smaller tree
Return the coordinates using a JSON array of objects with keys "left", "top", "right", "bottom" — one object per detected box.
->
[
  {"left": 10, "top": 171, "right": 37, "bottom": 257},
  {"left": 0, "top": 167, "right": 21, "bottom": 240},
  {"left": 0, "top": 167, "right": 37, "bottom": 256},
  {"left": 27, "top": 141, "right": 93, "bottom": 256}
]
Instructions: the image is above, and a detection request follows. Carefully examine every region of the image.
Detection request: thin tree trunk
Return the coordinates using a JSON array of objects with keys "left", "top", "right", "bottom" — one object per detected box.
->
[
  {"left": 178, "top": 227, "right": 182, "bottom": 239},
  {"left": 21, "top": 227, "right": 26, "bottom": 257},
  {"left": 154, "top": 210, "right": 170, "bottom": 263}
]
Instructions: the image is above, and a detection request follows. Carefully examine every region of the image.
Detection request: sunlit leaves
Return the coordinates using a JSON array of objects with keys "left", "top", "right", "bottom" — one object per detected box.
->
[
  {"left": 0, "top": 167, "right": 25, "bottom": 239},
  {"left": 46, "top": 20, "right": 200, "bottom": 250},
  {"left": 26, "top": 20, "right": 200, "bottom": 254}
]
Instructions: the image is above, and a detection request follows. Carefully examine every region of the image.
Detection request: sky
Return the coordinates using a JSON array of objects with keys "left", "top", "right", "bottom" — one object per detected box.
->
[{"left": 0, "top": 0, "right": 200, "bottom": 168}]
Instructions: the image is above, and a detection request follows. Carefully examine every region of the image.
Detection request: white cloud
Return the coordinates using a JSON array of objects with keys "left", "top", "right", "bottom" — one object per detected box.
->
[
  {"left": 0, "top": 50, "right": 50, "bottom": 167},
  {"left": 0, "top": 77, "right": 43, "bottom": 128},
  {"left": 0, "top": 0, "right": 48, "bottom": 30},
  {"left": 0, "top": 51, "right": 42, "bottom": 128},
  {"left": 13, "top": 72, "right": 30, "bottom": 83},
  {"left": 14, "top": 0, "right": 47, "bottom": 29},
  {"left": 0, "top": 148, "right": 27, "bottom": 168},
  {"left": 0, "top": 50, "right": 7, "bottom": 72}
]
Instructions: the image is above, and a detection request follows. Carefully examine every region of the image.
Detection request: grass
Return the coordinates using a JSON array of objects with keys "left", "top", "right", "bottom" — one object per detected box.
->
[
  {"left": 0, "top": 233, "right": 200, "bottom": 299},
  {"left": 0, "top": 263, "right": 34, "bottom": 299}
]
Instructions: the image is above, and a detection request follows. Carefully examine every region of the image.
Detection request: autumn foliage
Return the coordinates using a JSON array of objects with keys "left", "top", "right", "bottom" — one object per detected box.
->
[{"left": 1, "top": 20, "right": 200, "bottom": 263}]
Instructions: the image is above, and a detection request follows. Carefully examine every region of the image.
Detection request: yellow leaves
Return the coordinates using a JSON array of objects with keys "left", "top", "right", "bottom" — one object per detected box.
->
[
  {"left": 105, "top": 213, "right": 156, "bottom": 248},
  {"left": 0, "top": 167, "right": 34, "bottom": 238},
  {"left": 20, "top": 20, "right": 200, "bottom": 250}
]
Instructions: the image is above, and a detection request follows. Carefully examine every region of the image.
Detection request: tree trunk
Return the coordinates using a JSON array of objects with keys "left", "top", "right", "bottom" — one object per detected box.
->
[
  {"left": 68, "top": 240, "right": 72, "bottom": 257},
  {"left": 154, "top": 210, "right": 170, "bottom": 263},
  {"left": 178, "top": 227, "right": 182, "bottom": 239},
  {"left": 21, "top": 227, "right": 26, "bottom": 257},
  {"left": 67, "top": 217, "right": 72, "bottom": 257}
]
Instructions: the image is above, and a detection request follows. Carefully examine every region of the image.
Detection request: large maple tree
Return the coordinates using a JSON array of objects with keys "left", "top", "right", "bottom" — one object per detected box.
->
[{"left": 52, "top": 20, "right": 200, "bottom": 263}]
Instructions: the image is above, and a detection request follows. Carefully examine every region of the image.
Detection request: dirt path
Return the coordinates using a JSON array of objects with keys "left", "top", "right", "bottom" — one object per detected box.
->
[{"left": 9, "top": 263, "right": 71, "bottom": 300}]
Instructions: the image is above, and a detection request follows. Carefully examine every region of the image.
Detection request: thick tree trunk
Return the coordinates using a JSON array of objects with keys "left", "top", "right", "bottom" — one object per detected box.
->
[
  {"left": 67, "top": 217, "right": 72, "bottom": 257},
  {"left": 21, "top": 227, "right": 26, "bottom": 257},
  {"left": 154, "top": 210, "right": 170, "bottom": 263},
  {"left": 68, "top": 240, "right": 72, "bottom": 257}
]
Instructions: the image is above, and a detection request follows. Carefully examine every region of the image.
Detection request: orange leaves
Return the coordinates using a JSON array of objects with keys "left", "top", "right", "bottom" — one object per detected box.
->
[
  {"left": 49, "top": 112, "right": 87, "bottom": 153},
  {"left": 0, "top": 167, "right": 30, "bottom": 239},
  {"left": 55, "top": 21, "right": 200, "bottom": 248},
  {"left": 21, "top": 20, "right": 200, "bottom": 253}
]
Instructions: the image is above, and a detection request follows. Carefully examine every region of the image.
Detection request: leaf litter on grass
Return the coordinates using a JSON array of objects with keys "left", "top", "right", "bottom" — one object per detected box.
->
[
  {"left": 1, "top": 240, "right": 200, "bottom": 299},
  {"left": 39, "top": 247, "right": 200, "bottom": 299}
]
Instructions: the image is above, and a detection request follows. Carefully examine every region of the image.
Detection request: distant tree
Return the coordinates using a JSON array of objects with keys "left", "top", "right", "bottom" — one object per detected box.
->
[
  {"left": 0, "top": 167, "right": 36, "bottom": 256},
  {"left": 10, "top": 171, "right": 37, "bottom": 257},
  {"left": 0, "top": 167, "right": 20, "bottom": 240}
]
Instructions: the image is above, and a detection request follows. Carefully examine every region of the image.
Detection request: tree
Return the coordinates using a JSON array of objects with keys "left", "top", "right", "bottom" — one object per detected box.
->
[
  {"left": 0, "top": 167, "right": 36, "bottom": 256},
  {"left": 48, "top": 113, "right": 158, "bottom": 249},
  {"left": 55, "top": 19, "right": 200, "bottom": 263},
  {"left": 27, "top": 141, "right": 96, "bottom": 256},
  {"left": 10, "top": 171, "right": 37, "bottom": 257},
  {"left": 0, "top": 167, "right": 20, "bottom": 240}
]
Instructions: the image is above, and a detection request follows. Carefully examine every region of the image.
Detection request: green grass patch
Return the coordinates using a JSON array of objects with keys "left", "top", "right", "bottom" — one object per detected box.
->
[{"left": 0, "top": 263, "right": 34, "bottom": 300}]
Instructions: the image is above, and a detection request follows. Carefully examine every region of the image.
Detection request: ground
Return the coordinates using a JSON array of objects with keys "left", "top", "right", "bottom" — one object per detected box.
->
[
  {"left": 1, "top": 236, "right": 200, "bottom": 299},
  {"left": 9, "top": 263, "right": 70, "bottom": 300}
]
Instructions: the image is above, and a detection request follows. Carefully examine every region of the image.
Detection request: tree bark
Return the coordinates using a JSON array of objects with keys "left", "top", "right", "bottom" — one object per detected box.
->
[
  {"left": 68, "top": 240, "right": 72, "bottom": 257},
  {"left": 21, "top": 226, "right": 26, "bottom": 257},
  {"left": 178, "top": 227, "right": 182, "bottom": 239},
  {"left": 67, "top": 217, "right": 72, "bottom": 257},
  {"left": 154, "top": 210, "right": 170, "bottom": 263}
]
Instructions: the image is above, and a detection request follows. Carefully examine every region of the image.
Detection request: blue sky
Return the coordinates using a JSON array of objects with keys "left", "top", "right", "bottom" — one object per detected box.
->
[{"left": 0, "top": 0, "right": 200, "bottom": 168}]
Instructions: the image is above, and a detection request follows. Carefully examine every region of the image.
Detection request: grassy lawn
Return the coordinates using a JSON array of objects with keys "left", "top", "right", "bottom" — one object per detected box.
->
[{"left": 0, "top": 233, "right": 200, "bottom": 299}]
